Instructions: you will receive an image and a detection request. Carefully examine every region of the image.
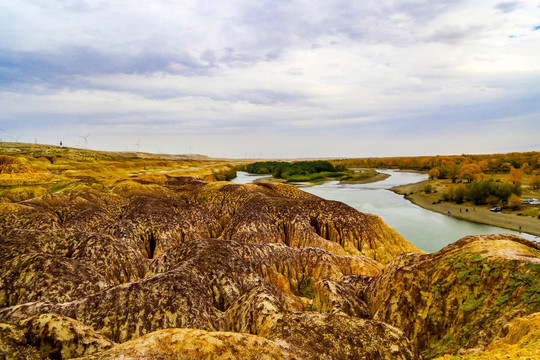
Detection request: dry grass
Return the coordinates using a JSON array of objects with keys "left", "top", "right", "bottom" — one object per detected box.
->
[
  {"left": 434, "top": 313, "right": 540, "bottom": 360},
  {"left": 0, "top": 143, "right": 244, "bottom": 203}
]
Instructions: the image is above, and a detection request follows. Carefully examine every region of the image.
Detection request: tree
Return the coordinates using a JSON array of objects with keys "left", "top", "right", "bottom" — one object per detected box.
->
[
  {"left": 507, "top": 166, "right": 523, "bottom": 186},
  {"left": 500, "top": 162, "right": 512, "bottom": 172},
  {"left": 446, "top": 183, "right": 467, "bottom": 203},
  {"left": 508, "top": 193, "right": 521, "bottom": 210},
  {"left": 442, "top": 160, "right": 460, "bottom": 183},
  {"left": 428, "top": 168, "right": 440, "bottom": 180},
  {"left": 528, "top": 173, "right": 540, "bottom": 190},
  {"left": 459, "top": 163, "right": 483, "bottom": 183},
  {"left": 478, "top": 160, "right": 489, "bottom": 173}
]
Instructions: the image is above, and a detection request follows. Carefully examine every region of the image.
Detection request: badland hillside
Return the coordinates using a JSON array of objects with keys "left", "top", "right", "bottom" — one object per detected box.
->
[{"left": 0, "top": 144, "right": 539, "bottom": 359}]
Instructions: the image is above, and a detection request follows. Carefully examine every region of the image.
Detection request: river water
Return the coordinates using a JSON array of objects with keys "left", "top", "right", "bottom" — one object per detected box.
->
[{"left": 232, "top": 171, "right": 539, "bottom": 252}]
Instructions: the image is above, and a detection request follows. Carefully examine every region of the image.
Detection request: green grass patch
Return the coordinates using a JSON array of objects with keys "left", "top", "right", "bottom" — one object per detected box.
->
[{"left": 462, "top": 291, "right": 487, "bottom": 312}]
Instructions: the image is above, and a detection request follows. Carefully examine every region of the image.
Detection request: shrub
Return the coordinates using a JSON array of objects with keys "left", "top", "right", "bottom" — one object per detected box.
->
[
  {"left": 466, "top": 179, "right": 521, "bottom": 205},
  {"left": 486, "top": 195, "right": 499, "bottom": 207},
  {"left": 508, "top": 194, "right": 521, "bottom": 210}
]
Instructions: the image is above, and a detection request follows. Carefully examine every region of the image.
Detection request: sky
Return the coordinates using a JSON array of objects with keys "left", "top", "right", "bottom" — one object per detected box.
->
[{"left": 1, "top": 0, "right": 539, "bottom": 158}]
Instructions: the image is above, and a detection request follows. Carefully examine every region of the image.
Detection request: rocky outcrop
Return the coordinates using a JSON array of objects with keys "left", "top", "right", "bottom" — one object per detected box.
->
[
  {"left": 0, "top": 237, "right": 413, "bottom": 359},
  {"left": 0, "top": 179, "right": 419, "bottom": 264},
  {"left": 21, "top": 314, "right": 115, "bottom": 359},
  {"left": 1, "top": 178, "right": 536, "bottom": 359},
  {"left": 0, "top": 155, "right": 35, "bottom": 174},
  {"left": 77, "top": 328, "right": 297, "bottom": 360},
  {"left": 0, "top": 314, "right": 114, "bottom": 360},
  {"left": 188, "top": 181, "right": 419, "bottom": 262},
  {"left": 0, "top": 240, "right": 383, "bottom": 343},
  {"left": 0, "top": 228, "right": 149, "bottom": 307},
  {"left": 0, "top": 322, "right": 42, "bottom": 360},
  {"left": 364, "top": 234, "right": 540, "bottom": 358}
]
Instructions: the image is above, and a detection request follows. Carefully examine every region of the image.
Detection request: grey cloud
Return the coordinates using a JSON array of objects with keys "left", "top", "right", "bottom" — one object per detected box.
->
[
  {"left": 425, "top": 25, "right": 485, "bottom": 44},
  {"left": 225, "top": 89, "right": 307, "bottom": 106},
  {"left": 495, "top": 2, "right": 523, "bottom": 13},
  {"left": 389, "top": 0, "right": 461, "bottom": 20},
  {"left": 0, "top": 46, "right": 215, "bottom": 87},
  {"left": 1, "top": 0, "right": 473, "bottom": 91}
]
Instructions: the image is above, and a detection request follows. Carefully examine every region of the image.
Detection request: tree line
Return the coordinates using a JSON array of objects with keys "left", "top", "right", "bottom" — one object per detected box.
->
[
  {"left": 332, "top": 152, "right": 540, "bottom": 174},
  {"left": 244, "top": 160, "right": 346, "bottom": 181}
]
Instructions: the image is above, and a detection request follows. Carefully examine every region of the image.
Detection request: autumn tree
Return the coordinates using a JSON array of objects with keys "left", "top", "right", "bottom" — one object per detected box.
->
[
  {"left": 459, "top": 163, "right": 483, "bottom": 182},
  {"left": 478, "top": 160, "right": 489, "bottom": 173},
  {"left": 528, "top": 173, "right": 540, "bottom": 190},
  {"left": 507, "top": 166, "right": 523, "bottom": 186},
  {"left": 441, "top": 160, "right": 460, "bottom": 183},
  {"left": 428, "top": 168, "right": 440, "bottom": 180},
  {"left": 508, "top": 193, "right": 521, "bottom": 209},
  {"left": 500, "top": 162, "right": 512, "bottom": 172}
]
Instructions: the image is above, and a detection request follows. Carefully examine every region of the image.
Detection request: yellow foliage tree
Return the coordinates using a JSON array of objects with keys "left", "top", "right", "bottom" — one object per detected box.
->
[
  {"left": 508, "top": 193, "right": 521, "bottom": 209},
  {"left": 528, "top": 173, "right": 540, "bottom": 190},
  {"left": 459, "top": 163, "right": 483, "bottom": 182},
  {"left": 478, "top": 160, "right": 489, "bottom": 172},
  {"left": 507, "top": 167, "right": 523, "bottom": 185},
  {"left": 428, "top": 168, "right": 440, "bottom": 180}
]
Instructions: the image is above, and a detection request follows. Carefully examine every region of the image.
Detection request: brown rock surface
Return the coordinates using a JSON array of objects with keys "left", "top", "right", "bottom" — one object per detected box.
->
[
  {"left": 0, "top": 240, "right": 383, "bottom": 344},
  {"left": 76, "top": 328, "right": 297, "bottom": 360},
  {"left": 3, "top": 179, "right": 536, "bottom": 359},
  {"left": 0, "top": 322, "right": 42, "bottom": 360},
  {"left": 188, "top": 181, "right": 420, "bottom": 262},
  {"left": 365, "top": 234, "right": 540, "bottom": 358},
  {"left": 21, "top": 313, "right": 115, "bottom": 359},
  {"left": 0, "top": 228, "right": 149, "bottom": 307},
  {"left": 0, "top": 179, "right": 419, "bottom": 265}
]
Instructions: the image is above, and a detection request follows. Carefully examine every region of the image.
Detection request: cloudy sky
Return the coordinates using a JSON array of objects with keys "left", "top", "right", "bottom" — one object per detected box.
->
[{"left": 1, "top": 0, "right": 539, "bottom": 158}]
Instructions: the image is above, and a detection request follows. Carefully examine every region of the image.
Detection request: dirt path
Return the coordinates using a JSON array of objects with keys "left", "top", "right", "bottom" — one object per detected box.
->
[{"left": 391, "top": 181, "right": 540, "bottom": 237}]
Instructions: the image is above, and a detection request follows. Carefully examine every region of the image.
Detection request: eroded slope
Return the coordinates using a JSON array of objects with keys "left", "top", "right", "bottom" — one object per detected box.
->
[{"left": 0, "top": 179, "right": 538, "bottom": 359}]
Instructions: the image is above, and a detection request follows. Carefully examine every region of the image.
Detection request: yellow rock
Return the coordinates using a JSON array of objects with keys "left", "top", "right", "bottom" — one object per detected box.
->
[{"left": 76, "top": 328, "right": 297, "bottom": 359}]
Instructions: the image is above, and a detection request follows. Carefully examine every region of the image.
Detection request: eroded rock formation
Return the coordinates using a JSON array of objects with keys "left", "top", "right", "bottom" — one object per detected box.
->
[
  {"left": 0, "top": 179, "right": 538, "bottom": 359},
  {"left": 366, "top": 234, "right": 540, "bottom": 358}
]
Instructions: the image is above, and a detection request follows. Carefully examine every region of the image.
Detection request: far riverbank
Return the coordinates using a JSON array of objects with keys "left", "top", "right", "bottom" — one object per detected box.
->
[
  {"left": 390, "top": 180, "right": 540, "bottom": 238},
  {"left": 251, "top": 171, "right": 390, "bottom": 187}
]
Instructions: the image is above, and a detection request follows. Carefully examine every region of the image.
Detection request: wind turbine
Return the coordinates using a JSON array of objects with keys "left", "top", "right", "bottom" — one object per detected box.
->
[
  {"left": 134, "top": 139, "right": 141, "bottom": 152},
  {"left": 79, "top": 134, "right": 90, "bottom": 149},
  {"left": 9, "top": 134, "right": 22, "bottom": 143},
  {"left": 0, "top": 128, "right": 4, "bottom": 145}
]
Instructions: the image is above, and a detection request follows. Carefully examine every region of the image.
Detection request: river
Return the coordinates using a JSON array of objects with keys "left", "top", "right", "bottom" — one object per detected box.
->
[{"left": 231, "top": 170, "right": 539, "bottom": 253}]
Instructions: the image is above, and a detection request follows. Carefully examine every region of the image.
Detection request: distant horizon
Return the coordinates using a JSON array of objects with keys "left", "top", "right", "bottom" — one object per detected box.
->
[{"left": 1, "top": 140, "right": 537, "bottom": 161}]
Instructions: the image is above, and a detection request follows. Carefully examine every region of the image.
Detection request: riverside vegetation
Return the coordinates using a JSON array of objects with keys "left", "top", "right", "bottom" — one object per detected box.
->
[
  {"left": 243, "top": 160, "right": 381, "bottom": 184},
  {"left": 0, "top": 144, "right": 539, "bottom": 359},
  {"left": 331, "top": 153, "right": 540, "bottom": 233}
]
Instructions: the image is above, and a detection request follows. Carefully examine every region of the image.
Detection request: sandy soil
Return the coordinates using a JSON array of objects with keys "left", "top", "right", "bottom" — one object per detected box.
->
[
  {"left": 253, "top": 176, "right": 287, "bottom": 184},
  {"left": 253, "top": 172, "right": 391, "bottom": 187},
  {"left": 339, "top": 172, "right": 391, "bottom": 185},
  {"left": 391, "top": 181, "right": 540, "bottom": 237}
]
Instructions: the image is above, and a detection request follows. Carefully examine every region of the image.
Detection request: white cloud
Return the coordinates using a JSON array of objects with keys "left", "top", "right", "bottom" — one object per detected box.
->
[{"left": 1, "top": 0, "right": 539, "bottom": 156}]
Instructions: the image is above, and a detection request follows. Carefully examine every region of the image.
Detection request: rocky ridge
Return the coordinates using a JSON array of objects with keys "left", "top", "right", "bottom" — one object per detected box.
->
[{"left": 0, "top": 177, "right": 538, "bottom": 359}]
